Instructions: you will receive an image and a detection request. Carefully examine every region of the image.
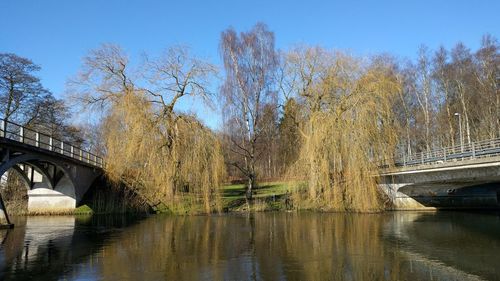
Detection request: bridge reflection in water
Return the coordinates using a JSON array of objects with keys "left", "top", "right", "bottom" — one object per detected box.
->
[{"left": 0, "top": 212, "right": 499, "bottom": 280}]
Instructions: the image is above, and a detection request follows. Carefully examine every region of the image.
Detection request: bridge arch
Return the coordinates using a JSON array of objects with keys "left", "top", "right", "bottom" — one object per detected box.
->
[{"left": 0, "top": 155, "right": 78, "bottom": 213}]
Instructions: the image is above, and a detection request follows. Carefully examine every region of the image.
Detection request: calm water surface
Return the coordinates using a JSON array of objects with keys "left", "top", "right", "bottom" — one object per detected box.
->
[{"left": 0, "top": 211, "right": 499, "bottom": 281}]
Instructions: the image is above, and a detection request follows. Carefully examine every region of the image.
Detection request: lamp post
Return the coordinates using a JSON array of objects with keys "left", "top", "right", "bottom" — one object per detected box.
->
[{"left": 454, "top": 113, "right": 463, "bottom": 153}]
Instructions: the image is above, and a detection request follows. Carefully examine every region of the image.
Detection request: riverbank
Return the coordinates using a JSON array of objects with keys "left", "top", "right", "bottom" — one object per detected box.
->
[
  {"left": 4, "top": 178, "right": 500, "bottom": 217},
  {"left": 101, "top": 181, "right": 296, "bottom": 214},
  {"left": 1, "top": 181, "right": 292, "bottom": 217}
]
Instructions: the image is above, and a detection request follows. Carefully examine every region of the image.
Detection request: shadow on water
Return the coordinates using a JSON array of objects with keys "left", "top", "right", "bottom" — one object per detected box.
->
[
  {"left": 0, "top": 211, "right": 500, "bottom": 280},
  {"left": 384, "top": 210, "right": 500, "bottom": 280}
]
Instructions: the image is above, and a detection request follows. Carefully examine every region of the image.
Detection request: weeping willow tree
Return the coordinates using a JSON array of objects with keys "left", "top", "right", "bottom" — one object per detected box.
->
[
  {"left": 69, "top": 44, "right": 225, "bottom": 213},
  {"left": 286, "top": 50, "right": 401, "bottom": 212}
]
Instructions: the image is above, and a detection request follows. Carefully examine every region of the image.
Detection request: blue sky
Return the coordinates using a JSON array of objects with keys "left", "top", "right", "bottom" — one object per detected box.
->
[{"left": 1, "top": 0, "right": 498, "bottom": 128}]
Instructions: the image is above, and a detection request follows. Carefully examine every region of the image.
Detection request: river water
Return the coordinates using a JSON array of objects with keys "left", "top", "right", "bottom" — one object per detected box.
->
[{"left": 0, "top": 211, "right": 499, "bottom": 281}]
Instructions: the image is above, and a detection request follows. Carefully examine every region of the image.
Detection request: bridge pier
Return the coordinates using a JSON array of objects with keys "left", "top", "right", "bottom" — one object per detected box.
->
[
  {"left": 379, "top": 183, "right": 436, "bottom": 210},
  {"left": 28, "top": 189, "right": 76, "bottom": 214},
  {"left": 27, "top": 168, "right": 76, "bottom": 213}
]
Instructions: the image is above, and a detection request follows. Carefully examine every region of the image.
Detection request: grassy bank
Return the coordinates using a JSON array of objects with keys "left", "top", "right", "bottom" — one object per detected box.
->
[
  {"left": 148, "top": 181, "right": 296, "bottom": 214},
  {"left": 222, "top": 181, "right": 295, "bottom": 212},
  {"left": 54, "top": 181, "right": 296, "bottom": 215}
]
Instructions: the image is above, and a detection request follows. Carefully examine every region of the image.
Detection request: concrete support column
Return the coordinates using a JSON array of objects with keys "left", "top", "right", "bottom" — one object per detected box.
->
[
  {"left": 379, "top": 183, "right": 433, "bottom": 210},
  {"left": 28, "top": 171, "right": 76, "bottom": 214}
]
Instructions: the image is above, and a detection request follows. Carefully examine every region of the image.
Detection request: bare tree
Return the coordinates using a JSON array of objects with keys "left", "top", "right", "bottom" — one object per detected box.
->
[
  {"left": 433, "top": 47, "right": 456, "bottom": 147},
  {"left": 0, "top": 52, "right": 84, "bottom": 145},
  {"left": 142, "top": 45, "right": 217, "bottom": 149},
  {"left": 414, "top": 46, "right": 434, "bottom": 152},
  {"left": 70, "top": 44, "right": 216, "bottom": 138},
  {"left": 396, "top": 63, "right": 416, "bottom": 155},
  {"left": 450, "top": 43, "right": 474, "bottom": 145},
  {"left": 220, "top": 23, "right": 278, "bottom": 200},
  {"left": 0, "top": 53, "right": 50, "bottom": 123},
  {"left": 474, "top": 34, "right": 499, "bottom": 139},
  {"left": 69, "top": 44, "right": 223, "bottom": 212},
  {"left": 69, "top": 44, "right": 134, "bottom": 109},
  {"left": 283, "top": 46, "right": 333, "bottom": 113}
]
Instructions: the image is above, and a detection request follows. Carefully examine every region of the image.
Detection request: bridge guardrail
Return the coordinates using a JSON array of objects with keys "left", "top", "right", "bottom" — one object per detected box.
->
[
  {"left": 0, "top": 119, "right": 104, "bottom": 168},
  {"left": 382, "top": 138, "right": 500, "bottom": 169}
]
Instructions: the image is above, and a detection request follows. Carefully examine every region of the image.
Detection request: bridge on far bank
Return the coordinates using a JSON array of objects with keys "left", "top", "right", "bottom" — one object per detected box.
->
[
  {"left": 380, "top": 139, "right": 500, "bottom": 210},
  {"left": 0, "top": 119, "right": 104, "bottom": 227}
]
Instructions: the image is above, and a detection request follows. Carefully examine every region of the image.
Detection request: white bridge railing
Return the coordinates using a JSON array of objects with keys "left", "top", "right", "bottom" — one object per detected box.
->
[
  {"left": 0, "top": 119, "right": 104, "bottom": 168},
  {"left": 383, "top": 138, "right": 500, "bottom": 169}
]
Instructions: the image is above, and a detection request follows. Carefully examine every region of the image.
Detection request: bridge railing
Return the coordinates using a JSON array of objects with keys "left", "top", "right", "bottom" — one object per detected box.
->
[
  {"left": 0, "top": 119, "right": 104, "bottom": 168},
  {"left": 382, "top": 138, "right": 500, "bottom": 169}
]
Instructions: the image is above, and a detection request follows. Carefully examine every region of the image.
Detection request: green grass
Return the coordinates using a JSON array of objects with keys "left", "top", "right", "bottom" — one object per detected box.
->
[
  {"left": 73, "top": 182, "right": 296, "bottom": 215},
  {"left": 222, "top": 181, "right": 292, "bottom": 198},
  {"left": 222, "top": 181, "right": 295, "bottom": 211},
  {"left": 74, "top": 204, "right": 94, "bottom": 215}
]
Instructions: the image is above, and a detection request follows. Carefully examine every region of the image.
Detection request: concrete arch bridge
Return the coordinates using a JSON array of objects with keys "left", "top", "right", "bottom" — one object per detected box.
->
[{"left": 0, "top": 119, "right": 104, "bottom": 226}]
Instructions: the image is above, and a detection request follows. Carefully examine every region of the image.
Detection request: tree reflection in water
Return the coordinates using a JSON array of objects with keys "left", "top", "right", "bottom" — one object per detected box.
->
[{"left": 1, "top": 212, "right": 500, "bottom": 280}]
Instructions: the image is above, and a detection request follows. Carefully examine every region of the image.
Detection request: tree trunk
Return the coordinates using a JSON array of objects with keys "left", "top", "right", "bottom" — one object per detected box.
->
[
  {"left": 457, "top": 82, "right": 472, "bottom": 144},
  {"left": 268, "top": 154, "right": 271, "bottom": 178},
  {"left": 246, "top": 174, "right": 254, "bottom": 200},
  {"left": 446, "top": 104, "right": 455, "bottom": 148},
  {"left": 5, "top": 80, "right": 14, "bottom": 122}
]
